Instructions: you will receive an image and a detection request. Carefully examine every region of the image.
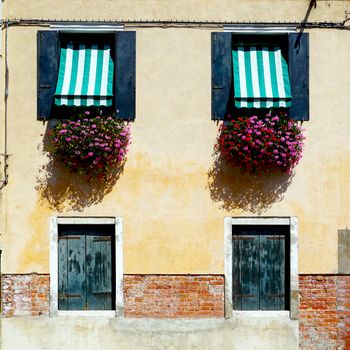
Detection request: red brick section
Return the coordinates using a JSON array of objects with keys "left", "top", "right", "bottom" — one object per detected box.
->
[
  {"left": 299, "top": 275, "right": 350, "bottom": 350},
  {"left": 1, "top": 273, "right": 50, "bottom": 317},
  {"left": 338, "top": 276, "right": 350, "bottom": 350},
  {"left": 123, "top": 275, "right": 224, "bottom": 318}
]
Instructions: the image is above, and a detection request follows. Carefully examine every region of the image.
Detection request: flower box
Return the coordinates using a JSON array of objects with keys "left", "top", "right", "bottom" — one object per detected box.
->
[
  {"left": 48, "top": 114, "right": 131, "bottom": 180},
  {"left": 217, "top": 113, "right": 305, "bottom": 175}
]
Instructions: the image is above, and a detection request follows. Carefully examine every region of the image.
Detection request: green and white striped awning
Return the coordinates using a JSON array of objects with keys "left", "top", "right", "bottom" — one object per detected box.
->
[
  {"left": 232, "top": 46, "right": 292, "bottom": 108},
  {"left": 54, "top": 44, "right": 114, "bottom": 107}
]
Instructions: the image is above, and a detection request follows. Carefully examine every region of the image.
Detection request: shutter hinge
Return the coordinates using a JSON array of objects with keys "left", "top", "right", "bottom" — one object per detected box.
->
[
  {"left": 92, "top": 291, "right": 112, "bottom": 296},
  {"left": 93, "top": 236, "right": 111, "bottom": 242},
  {"left": 58, "top": 236, "right": 81, "bottom": 240},
  {"left": 233, "top": 236, "right": 255, "bottom": 240},
  {"left": 58, "top": 293, "right": 82, "bottom": 298}
]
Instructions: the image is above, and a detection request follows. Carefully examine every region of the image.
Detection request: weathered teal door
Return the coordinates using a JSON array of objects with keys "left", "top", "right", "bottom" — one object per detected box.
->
[
  {"left": 58, "top": 224, "right": 115, "bottom": 311},
  {"left": 232, "top": 225, "right": 289, "bottom": 310}
]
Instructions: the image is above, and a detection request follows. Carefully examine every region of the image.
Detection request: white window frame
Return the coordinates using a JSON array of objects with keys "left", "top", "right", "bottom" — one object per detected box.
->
[
  {"left": 49, "top": 216, "right": 124, "bottom": 317},
  {"left": 224, "top": 217, "right": 298, "bottom": 319}
]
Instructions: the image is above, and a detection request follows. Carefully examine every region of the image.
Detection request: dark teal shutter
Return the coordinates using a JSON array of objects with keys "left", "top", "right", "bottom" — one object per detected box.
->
[
  {"left": 58, "top": 225, "right": 114, "bottom": 311},
  {"left": 67, "top": 234, "right": 86, "bottom": 310},
  {"left": 86, "top": 234, "right": 113, "bottom": 310},
  {"left": 288, "top": 33, "right": 309, "bottom": 121},
  {"left": 232, "top": 232, "right": 259, "bottom": 310},
  {"left": 260, "top": 235, "right": 285, "bottom": 310},
  {"left": 232, "top": 226, "right": 287, "bottom": 310},
  {"left": 58, "top": 235, "right": 68, "bottom": 310},
  {"left": 37, "top": 31, "right": 59, "bottom": 120},
  {"left": 115, "top": 31, "right": 136, "bottom": 121},
  {"left": 58, "top": 233, "right": 86, "bottom": 310},
  {"left": 211, "top": 32, "right": 232, "bottom": 120}
]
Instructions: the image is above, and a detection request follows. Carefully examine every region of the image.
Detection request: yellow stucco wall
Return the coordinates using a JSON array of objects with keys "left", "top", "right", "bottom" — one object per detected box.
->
[{"left": 0, "top": 1, "right": 349, "bottom": 275}]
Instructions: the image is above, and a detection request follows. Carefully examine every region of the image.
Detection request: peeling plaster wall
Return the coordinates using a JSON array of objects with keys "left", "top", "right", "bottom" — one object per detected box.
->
[{"left": 1, "top": 24, "right": 349, "bottom": 275}]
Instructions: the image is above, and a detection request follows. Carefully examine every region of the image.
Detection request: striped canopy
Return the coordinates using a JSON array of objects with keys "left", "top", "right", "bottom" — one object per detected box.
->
[
  {"left": 54, "top": 44, "right": 114, "bottom": 107},
  {"left": 232, "top": 46, "right": 292, "bottom": 109}
]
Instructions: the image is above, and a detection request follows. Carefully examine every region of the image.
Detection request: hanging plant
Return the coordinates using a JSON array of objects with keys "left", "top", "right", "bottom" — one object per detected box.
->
[
  {"left": 217, "top": 113, "right": 305, "bottom": 175},
  {"left": 48, "top": 113, "right": 131, "bottom": 180}
]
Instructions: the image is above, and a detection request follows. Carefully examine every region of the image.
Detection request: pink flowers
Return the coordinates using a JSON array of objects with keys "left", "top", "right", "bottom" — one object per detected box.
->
[
  {"left": 217, "top": 113, "right": 305, "bottom": 174},
  {"left": 48, "top": 115, "right": 131, "bottom": 180}
]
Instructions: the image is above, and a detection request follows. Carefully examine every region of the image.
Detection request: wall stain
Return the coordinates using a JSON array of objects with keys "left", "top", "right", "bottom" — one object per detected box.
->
[{"left": 18, "top": 200, "right": 52, "bottom": 272}]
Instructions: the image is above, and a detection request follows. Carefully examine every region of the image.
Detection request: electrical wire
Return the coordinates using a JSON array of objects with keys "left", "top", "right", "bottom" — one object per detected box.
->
[{"left": 0, "top": 18, "right": 349, "bottom": 30}]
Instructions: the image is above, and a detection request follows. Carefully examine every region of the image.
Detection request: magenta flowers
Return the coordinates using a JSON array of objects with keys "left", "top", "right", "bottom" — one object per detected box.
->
[
  {"left": 217, "top": 113, "right": 305, "bottom": 174},
  {"left": 48, "top": 115, "right": 131, "bottom": 180}
]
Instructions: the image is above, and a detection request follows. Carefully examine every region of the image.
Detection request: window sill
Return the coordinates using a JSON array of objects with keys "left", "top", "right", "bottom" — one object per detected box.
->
[
  {"left": 232, "top": 310, "right": 291, "bottom": 318},
  {"left": 56, "top": 310, "right": 117, "bottom": 317}
]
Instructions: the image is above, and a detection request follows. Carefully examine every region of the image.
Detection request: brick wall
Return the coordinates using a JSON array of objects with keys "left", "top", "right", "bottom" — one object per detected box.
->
[
  {"left": 1, "top": 273, "right": 50, "bottom": 317},
  {"left": 337, "top": 276, "right": 350, "bottom": 350},
  {"left": 299, "top": 275, "right": 350, "bottom": 350},
  {"left": 123, "top": 275, "right": 224, "bottom": 318}
]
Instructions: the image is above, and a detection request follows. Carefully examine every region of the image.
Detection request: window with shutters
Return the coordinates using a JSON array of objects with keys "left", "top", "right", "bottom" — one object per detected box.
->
[
  {"left": 211, "top": 32, "right": 309, "bottom": 121},
  {"left": 58, "top": 224, "right": 115, "bottom": 311},
  {"left": 232, "top": 225, "right": 290, "bottom": 311},
  {"left": 37, "top": 30, "right": 136, "bottom": 121},
  {"left": 50, "top": 217, "right": 124, "bottom": 316},
  {"left": 224, "top": 217, "right": 299, "bottom": 318}
]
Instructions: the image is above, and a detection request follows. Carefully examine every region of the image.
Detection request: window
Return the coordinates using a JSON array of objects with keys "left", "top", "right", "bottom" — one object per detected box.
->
[
  {"left": 50, "top": 217, "right": 123, "bottom": 316},
  {"left": 37, "top": 30, "right": 136, "bottom": 121},
  {"left": 211, "top": 32, "right": 309, "bottom": 121},
  {"left": 232, "top": 225, "right": 289, "bottom": 310},
  {"left": 224, "top": 217, "right": 298, "bottom": 318},
  {"left": 58, "top": 224, "right": 115, "bottom": 311}
]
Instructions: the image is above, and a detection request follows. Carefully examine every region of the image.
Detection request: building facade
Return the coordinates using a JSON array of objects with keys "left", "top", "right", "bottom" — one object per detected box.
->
[{"left": 0, "top": 0, "right": 350, "bottom": 349}]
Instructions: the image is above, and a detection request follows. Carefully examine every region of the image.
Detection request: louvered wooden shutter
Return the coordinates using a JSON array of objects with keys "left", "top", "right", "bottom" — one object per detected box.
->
[
  {"left": 211, "top": 32, "right": 232, "bottom": 120},
  {"left": 37, "top": 31, "right": 59, "bottom": 120},
  {"left": 288, "top": 32, "right": 309, "bottom": 121},
  {"left": 115, "top": 31, "right": 136, "bottom": 121}
]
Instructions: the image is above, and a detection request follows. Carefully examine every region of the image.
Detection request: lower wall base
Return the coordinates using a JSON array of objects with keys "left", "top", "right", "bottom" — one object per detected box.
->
[
  {"left": 0, "top": 316, "right": 298, "bottom": 350},
  {"left": 299, "top": 274, "right": 350, "bottom": 350}
]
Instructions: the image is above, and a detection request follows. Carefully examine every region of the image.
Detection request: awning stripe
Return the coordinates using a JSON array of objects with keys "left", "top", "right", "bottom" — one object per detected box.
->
[
  {"left": 87, "top": 45, "right": 98, "bottom": 96},
  {"left": 74, "top": 45, "right": 86, "bottom": 96},
  {"left": 55, "top": 44, "right": 114, "bottom": 107},
  {"left": 235, "top": 98, "right": 291, "bottom": 109},
  {"left": 256, "top": 49, "right": 266, "bottom": 99},
  {"left": 233, "top": 46, "right": 292, "bottom": 108},
  {"left": 269, "top": 49, "right": 279, "bottom": 99},
  {"left": 54, "top": 96, "right": 113, "bottom": 107},
  {"left": 262, "top": 48, "right": 273, "bottom": 98}
]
